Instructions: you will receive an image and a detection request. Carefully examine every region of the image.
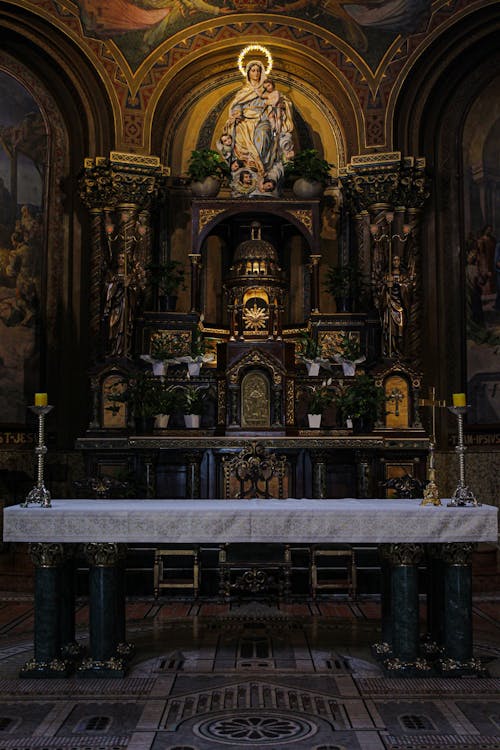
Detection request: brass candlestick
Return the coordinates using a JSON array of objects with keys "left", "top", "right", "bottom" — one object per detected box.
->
[
  {"left": 447, "top": 405, "right": 478, "bottom": 507},
  {"left": 418, "top": 387, "right": 446, "bottom": 506},
  {"left": 22, "top": 405, "right": 53, "bottom": 508}
]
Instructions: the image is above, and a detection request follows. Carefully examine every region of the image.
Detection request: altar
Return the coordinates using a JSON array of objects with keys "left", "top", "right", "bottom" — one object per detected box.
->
[{"left": 4, "top": 498, "right": 498, "bottom": 678}]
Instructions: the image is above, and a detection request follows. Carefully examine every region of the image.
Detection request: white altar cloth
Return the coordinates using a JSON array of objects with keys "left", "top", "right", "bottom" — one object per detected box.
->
[{"left": 3, "top": 498, "right": 498, "bottom": 545}]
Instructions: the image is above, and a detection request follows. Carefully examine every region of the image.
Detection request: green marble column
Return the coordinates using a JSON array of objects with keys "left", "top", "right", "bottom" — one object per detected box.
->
[
  {"left": 422, "top": 545, "right": 444, "bottom": 658},
  {"left": 21, "top": 543, "right": 70, "bottom": 678},
  {"left": 381, "top": 543, "right": 431, "bottom": 675},
  {"left": 372, "top": 546, "right": 392, "bottom": 658},
  {"left": 438, "top": 543, "right": 483, "bottom": 675},
  {"left": 59, "top": 545, "right": 83, "bottom": 660},
  {"left": 79, "top": 543, "right": 128, "bottom": 677}
]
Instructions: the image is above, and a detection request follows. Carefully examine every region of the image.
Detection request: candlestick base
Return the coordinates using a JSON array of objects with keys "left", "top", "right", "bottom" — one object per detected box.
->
[
  {"left": 22, "top": 484, "right": 52, "bottom": 508},
  {"left": 421, "top": 479, "right": 441, "bottom": 506},
  {"left": 447, "top": 483, "right": 479, "bottom": 507}
]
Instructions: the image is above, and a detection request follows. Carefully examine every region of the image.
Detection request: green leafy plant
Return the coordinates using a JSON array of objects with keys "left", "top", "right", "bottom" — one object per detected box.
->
[
  {"left": 187, "top": 148, "right": 230, "bottom": 182},
  {"left": 336, "top": 334, "right": 362, "bottom": 362},
  {"left": 106, "top": 372, "right": 161, "bottom": 418},
  {"left": 156, "top": 386, "right": 180, "bottom": 415},
  {"left": 191, "top": 325, "right": 207, "bottom": 357},
  {"left": 335, "top": 374, "right": 386, "bottom": 426},
  {"left": 303, "top": 378, "right": 334, "bottom": 415},
  {"left": 179, "top": 384, "right": 208, "bottom": 416},
  {"left": 298, "top": 331, "right": 322, "bottom": 361},
  {"left": 147, "top": 260, "right": 186, "bottom": 297},
  {"left": 284, "top": 148, "right": 334, "bottom": 184},
  {"left": 150, "top": 332, "right": 190, "bottom": 360},
  {"left": 324, "top": 264, "right": 361, "bottom": 299}
]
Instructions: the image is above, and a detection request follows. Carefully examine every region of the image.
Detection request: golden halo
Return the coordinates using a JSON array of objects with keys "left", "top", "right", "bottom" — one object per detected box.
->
[{"left": 238, "top": 44, "right": 273, "bottom": 77}]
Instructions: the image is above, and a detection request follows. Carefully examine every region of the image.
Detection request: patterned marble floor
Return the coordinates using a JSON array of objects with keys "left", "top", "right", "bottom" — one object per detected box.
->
[{"left": 0, "top": 595, "right": 500, "bottom": 750}]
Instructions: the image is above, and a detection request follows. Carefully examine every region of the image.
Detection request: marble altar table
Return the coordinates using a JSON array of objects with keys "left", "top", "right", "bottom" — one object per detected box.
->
[{"left": 3, "top": 498, "right": 498, "bottom": 678}]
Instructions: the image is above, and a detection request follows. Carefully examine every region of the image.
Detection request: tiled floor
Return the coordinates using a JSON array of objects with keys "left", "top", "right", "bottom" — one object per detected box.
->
[{"left": 0, "top": 594, "right": 500, "bottom": 749}]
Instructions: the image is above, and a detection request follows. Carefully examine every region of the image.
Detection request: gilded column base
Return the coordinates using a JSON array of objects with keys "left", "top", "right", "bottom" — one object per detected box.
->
[
  {"left": 371, "top": 641, "right": 392, "bottom": 660},
  {"left": 383, "top": 656, "right": 433, "bottom": 677},
  {"left": 437, "top": 656, "right": 487, "bottom": 677},
  {"left": 60, "top": 641, "right": 86, "bottom": 661},
  {"left": 77, "top": 655, "right": 126, "bottom": 678},
  {"left": 117, "top": 641, "right": 135, "bottom": 658},
  {"left": 419, "top": 637, "right": 443, "bottom": 659},
  {"left": 21, "top": 656, "right": 71, "bottom": 678}
]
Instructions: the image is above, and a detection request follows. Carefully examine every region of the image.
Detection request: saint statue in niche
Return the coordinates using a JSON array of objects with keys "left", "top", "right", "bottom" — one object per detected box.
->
[{"left": 217, "top": 45, "right": 294, "bottom": 198}]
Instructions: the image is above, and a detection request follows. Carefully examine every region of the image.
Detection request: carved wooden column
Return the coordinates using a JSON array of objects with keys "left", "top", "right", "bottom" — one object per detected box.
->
[
  {"left": 311, "top": 451, "right": 328, "bottom": 499},
  {"left": 22, "top": 543, "right": 70, "bottom": 677},
  {"left": 310, "top": 254, "right": 321, "bottom": 313},
  {"left": 340, "top": 153, "right": 428, "bottom": 364},
  {"left": 189, "top": 253, "right": 202, "bottom": 313},
  {"left": 79, "top": 153, "right": 164, "bottom": 363}
]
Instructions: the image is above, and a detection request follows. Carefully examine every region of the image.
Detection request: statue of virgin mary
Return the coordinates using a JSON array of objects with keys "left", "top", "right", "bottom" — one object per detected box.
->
[{"left": 217, "top": 53, "right": 294, "bottom": 198}]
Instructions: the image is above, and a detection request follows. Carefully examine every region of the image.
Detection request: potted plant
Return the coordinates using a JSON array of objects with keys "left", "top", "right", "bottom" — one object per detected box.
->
[
  {"left": 154, "top": 385, "right": 180, "bottom": 430},
  {"left": 179, "top": 384, "right": 208, "bottom": 429},
  {"left": 303, "top": 377, "right": 334, "bottom": 429},
  {"left": 324, "top": 264, "right": 362, "bottom": 313},
  {"left": 187, "top": 148, "right": 230, "bottom": 198},
  {"left": 147, "top": 260, "right": 186, "bottom": 312},
  {"left": 284, "top": 148, "right": 334, "bottom": 198},
  {"left": 298, "top": 330, "right": 329, "bottom": 376},
  {"left": 335, "top": 373, "right": 386, "bottom": 433},
  {"left": 176, "top": 324, "right": 215, "bottom": 376},
  {"left": 333, "top": 333, "right": 366, "bottom": 376},
  {"left": 106, "top": 371, "right": 161, "bottom": 433}
]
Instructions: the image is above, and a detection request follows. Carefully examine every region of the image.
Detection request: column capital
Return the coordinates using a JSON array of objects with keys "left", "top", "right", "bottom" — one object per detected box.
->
[
  {"left": 29, "top": 542, "right": 66, "bottom": 567},
  {"left": 439, "top": 542, "right": 475, "bottom": 566},
  {"left": 339, "top": 153, "right": 429, "bottom": 215},
  {"left": 83, "top": 543, "right": 127, "bottom": 567},
  {"left": 379, "top": 543, "right": 424, "bottom": 566},
  {"left": 79, "top": 152, "right": 165, "bottom": 211}
]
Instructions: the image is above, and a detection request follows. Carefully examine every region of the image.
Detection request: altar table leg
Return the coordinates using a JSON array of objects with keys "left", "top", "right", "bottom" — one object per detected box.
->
[
  {"left": 422, "top": 545, "right": 444, "bottom": 658},
  {"left": 78, "top": 543, "right": 128, "bottom": 677},
  {"left": 380, "top": 544, "right": 431, "bottom": 675},
  {"left": 21, "top": 543, "right": 71, "bottom": 678},
  {"left": 437, "top": 543, "right": 483, "bottom": 675}
]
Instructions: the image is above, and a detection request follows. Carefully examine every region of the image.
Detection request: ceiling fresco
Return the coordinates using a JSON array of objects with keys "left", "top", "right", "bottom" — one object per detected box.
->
[{"left": 76, "top": 0, "right": 432, "bottom": 71}]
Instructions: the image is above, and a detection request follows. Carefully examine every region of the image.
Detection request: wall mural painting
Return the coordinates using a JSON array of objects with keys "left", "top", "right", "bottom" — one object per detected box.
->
[
  {"left": 463, "top": 117, "right": 500, "bottom": 427},
  {"left": 76, "top": 1, "right": 432, "bottom": 71},
  {"left": 0, "top": 71, "right": 47, "bottom": 424}
]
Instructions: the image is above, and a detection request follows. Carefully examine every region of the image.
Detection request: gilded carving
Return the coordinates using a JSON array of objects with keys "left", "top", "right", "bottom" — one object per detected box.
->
[
  {"left": 241, "top": 372, "right": 270, "bottom": 428},
  {"left": 379, "top": 543, "right": 424, "bottom": 566},
  {"left": 289, "top": 209, "right": 313, "bottom": 234},
  {"left": 83, "top": 543, "right": 127, "bottom": 567},
  {"left": 199, "top": 208, "right": 226, "bottom": 233},
  {"left": 29, "top": 543, "right": 65, "bottom": 568},
  {"left": 439, "top": 542, "right": 474, "bottom": 566}
]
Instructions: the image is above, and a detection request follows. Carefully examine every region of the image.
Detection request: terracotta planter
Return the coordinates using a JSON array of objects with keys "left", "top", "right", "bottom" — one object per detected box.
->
[
  {"left": 190, "top": 176, "right": 221, "bottom": 198},
  {"left": 307, "top": 413, "right": 322, "bottom": 429}
]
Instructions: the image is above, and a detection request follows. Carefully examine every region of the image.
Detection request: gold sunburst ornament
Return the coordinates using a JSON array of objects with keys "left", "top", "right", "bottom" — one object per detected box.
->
[
  {"left": 238, "top": 44, "right": 273, "bottom": 77},
  {"left": 243, "top": 302, "right": 268, "bottom": 331}
]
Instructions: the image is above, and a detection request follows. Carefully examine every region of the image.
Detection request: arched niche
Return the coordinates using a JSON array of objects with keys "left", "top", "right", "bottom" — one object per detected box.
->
[
  {"left": 192, "top": 201, "right": 320, "bottom": 327},
  {"left": 151, "top": 39, "right": 358, "bottom": 171}
]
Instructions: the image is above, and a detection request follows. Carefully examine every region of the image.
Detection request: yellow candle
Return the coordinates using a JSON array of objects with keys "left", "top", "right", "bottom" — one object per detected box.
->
[
  {"left": 34, "top": 393, "right": 48, "bottom": 406},
  {"left": 452, "top": 393, "right": 466, "bottom": 407}
]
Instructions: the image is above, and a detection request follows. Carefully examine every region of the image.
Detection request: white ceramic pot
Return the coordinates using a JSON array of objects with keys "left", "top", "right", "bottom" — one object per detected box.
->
[
  {"left": 154, "top": 414, "right": 170, "bottom": 429},
  {"left": 306, "top": 361, "right": 320, "bottom": 377},
  {"left": 184, "top": 414, "right": 200, "bottom": 429},
  {"left": 152, "top": 360, "right": 166, "bottom": 377},
  {"left": 292, "top": 178, "right": 323, "bottom": 199},
  {"left": 341, "top": 361, "right": 356, "bottom": 377},
  {"left": 307, "top": 413, "right": 322, "bottom": 429},
  {"left": 187, "top": 361, "right": 201, "bottom": 377},
  {"left": 190, "top": 176, "right": 221, "bottom": 198}
]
